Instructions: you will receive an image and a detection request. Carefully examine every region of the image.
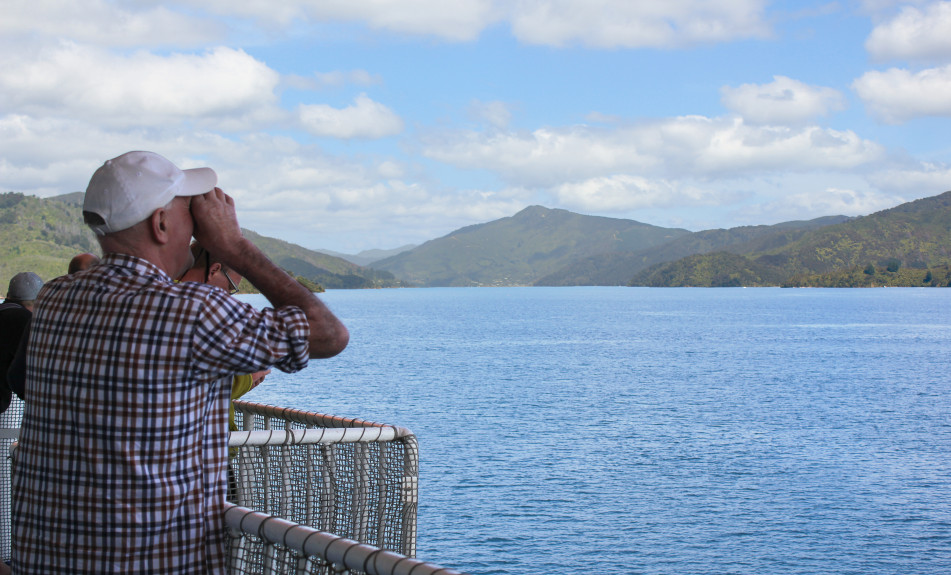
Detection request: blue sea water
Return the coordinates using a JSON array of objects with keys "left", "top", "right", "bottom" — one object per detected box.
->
[{"left": 241, "top": 287, "right": 951, "bottom": 575}]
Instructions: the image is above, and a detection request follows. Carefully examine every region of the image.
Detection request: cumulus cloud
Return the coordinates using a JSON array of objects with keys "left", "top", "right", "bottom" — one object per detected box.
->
[
  {"left": 744, "top": 187, "right": 904, "bottom": 222},
  {"left": 552, "top": 175, "right": 714, "bottom": 213},
  {"left": 0, "top": 43, "right": 280, "bottom": 127},
  {"left": 0, "top": 114, "right": 243, "bottom": 196},
  {"left": 189, "top": 0, "right": 501, "bottom": 41},
  {"left": 422, "top": 117, "right": 884, "bottom": 187},
  {"left": 298, "top": 94, "right": 404, "bottom": 139},
  {"left": 1, "top": 0, "right": 221, "bottom": 47},
  {"left": 162, "top": 0, "right": 770, "bottom": 47},
  {"left": 853, "top": 65, "right": 951, "bottom": 123},
  {"left": 508, "top": 0, "right": 770, "bottom": 48},
  {"left": 1, "top": 0, "right": 779, "bottom": 55},
  {"left": 865, "top": 1, "right": 951, "bottom": 62},
  {"left": 695, "top": 119, "right": 883, "bottom": 173},
  {"left": 867, "top": 162, "right": 951, "bottom": 194},
  {"left": 422, "top": 125, "right": 657, "bottom": 186},
  {"left": 721, "top": 76, "right": 846, "bottom": 125}
]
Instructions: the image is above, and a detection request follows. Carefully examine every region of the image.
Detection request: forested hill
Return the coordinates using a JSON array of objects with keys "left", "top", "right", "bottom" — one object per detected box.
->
[
  {"left": 0, "top": 192, "right": 400, "bottom": 291},
  {"left": 534, "top": 215, "right": 850, "bottom": 286},
  {"left": 629, "top": 191, "right": 951, "bottom": 287},
  {"left": 370, "top": 205, "right": 690, "bottom": 287}
]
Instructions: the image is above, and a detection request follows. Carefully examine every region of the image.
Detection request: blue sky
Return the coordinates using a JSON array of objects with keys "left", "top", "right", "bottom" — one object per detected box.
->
[{"left": 3, "top": 1, "right": 951, "bottom": 253}]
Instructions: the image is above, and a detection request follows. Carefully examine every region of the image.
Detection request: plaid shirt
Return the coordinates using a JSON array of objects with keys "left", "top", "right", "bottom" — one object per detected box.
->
[{"left": 12, "top": 253, "right": 310, "bottom": 574}]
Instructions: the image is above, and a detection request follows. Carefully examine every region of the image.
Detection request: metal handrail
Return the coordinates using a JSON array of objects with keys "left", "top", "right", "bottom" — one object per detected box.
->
[{"left": 225, "top": 503, "right": 466, "bottom": 575}]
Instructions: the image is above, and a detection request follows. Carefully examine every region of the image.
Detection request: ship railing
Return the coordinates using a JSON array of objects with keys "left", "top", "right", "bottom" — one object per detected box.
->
[
  {"left": 225, "top": 503, "right": 465, "bottom": 575},
  {"left": 1, "top": 399, "right": 434, "bottom": 573}
]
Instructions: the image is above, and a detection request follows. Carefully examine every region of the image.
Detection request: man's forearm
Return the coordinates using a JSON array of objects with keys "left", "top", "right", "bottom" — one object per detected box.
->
[{"left": 229, "top": 238, "right": 349, "bottom": 358}]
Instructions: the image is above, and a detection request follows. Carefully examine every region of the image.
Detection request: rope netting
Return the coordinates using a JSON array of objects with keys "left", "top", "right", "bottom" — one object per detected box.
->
[
  {"left": 230, "top": 401, "right": 419, "bottom": 557},
  {"left": 0, "top": 396, "right": 22, "bottom": 562}
]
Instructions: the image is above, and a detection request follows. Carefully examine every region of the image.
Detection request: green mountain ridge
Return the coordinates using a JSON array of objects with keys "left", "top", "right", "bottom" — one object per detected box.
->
[
  {"left": 630, "top": 191, "right": 951, "bottom": 287},
  {"left": 372, "top": 205, "right": 690, "bottom": 286},
  {"left": 534, "top": 215, "right": 851, "bottom": 286},
  {"left": 4, "top": 189, "right": 950, "bottom": 290}
]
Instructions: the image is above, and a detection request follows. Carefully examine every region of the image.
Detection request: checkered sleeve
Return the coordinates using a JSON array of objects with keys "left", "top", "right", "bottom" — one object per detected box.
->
[{"left": 191, "top": 288, "right": 310, "bottom": 379}]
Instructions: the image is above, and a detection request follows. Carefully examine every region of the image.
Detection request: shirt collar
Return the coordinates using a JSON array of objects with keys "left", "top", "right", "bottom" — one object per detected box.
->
[{"left": 100, "top": 252, "right": 174, "bottom": 283}]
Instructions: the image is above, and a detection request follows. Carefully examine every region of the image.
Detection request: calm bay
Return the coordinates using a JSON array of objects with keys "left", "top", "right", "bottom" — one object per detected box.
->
[{"left": 241, "top": 287, "right": 951, "bottom": 575}]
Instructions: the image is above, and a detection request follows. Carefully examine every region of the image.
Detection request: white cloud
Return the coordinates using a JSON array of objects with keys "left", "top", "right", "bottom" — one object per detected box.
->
[
  {"left": 694, "top": 119, "right": 882, "bottom": 173},
  {"left": 422, "top": 125, "right": 657, "bottom": 186},
  {"left": 0, "top": 43, "right": 281, "bottom": 128},
  {"left": 0, "top": 115, "right": 244, "bottom": 196},
  {"left": 867, "top": 162, "right": 951, "bottom": 194},
  {"left": 298, "top": 94, "right": 404, "bottom": 139},
  {"left": 544, "top": 171, "right": 919, "bottom": 232},
  {"left": 743, "top": 187, "right": 904, "bottom": 222},
  {"left": 1, "top": 0, "right": 220, "bottom": 47},
  {"left": 141, "top": 0, "right": 770, "bottom": 47},
  {"left": 508, "top": 0, "right": 770, "bottom": 48},
  {"left": 721, "top": 76, "right": 846, "bottom": 125},
  {"left": 865, "top": 1, "right": 951, "bottom": 62},
  {"left": 552, "top": 175, "right": 712, "bottom": 212},
  {"left": 853, "top": 65, "right": 951, "bottom": 123},
  {"left": 422, "top": 117, "right": 884, "bottom": 187},
  {"left": 189, "top": 0, "right": 501, "bottom": 42}
]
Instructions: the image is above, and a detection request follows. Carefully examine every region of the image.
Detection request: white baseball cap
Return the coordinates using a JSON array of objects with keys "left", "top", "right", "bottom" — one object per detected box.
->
[{"left": 83, "top": 151, "right": 217, "bottom": 235}]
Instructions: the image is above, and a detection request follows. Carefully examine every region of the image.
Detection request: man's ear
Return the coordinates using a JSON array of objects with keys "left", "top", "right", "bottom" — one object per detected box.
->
[
  {"left": 208, "top": 262, "right": 222, "bottom": 277},
  {"left": 149, "top": 208, "right": 170, "bottom": 245}
]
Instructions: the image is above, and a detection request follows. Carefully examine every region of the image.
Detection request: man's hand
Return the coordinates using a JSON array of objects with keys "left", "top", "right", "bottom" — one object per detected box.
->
[
  {"left": 189, "top": 188, "right": 247, "bottom": 265},
  {"left": 251, "top": 369, "right": 271, "bottom": 388}
]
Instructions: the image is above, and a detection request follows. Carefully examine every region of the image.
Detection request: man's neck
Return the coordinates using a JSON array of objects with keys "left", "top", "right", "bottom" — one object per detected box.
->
[{"left": 98, "top": 227, "right": 183, "bottom": 279}]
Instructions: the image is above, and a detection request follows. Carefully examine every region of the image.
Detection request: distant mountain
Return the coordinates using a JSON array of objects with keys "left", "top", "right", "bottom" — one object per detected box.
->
[
  {"left": 371, "top": 205, "right": 690, "bottom": 286},
  {"left": 317, "top": 244, "right": 417, "bottom": 267},
  {"left": 630, "top": 191, "right": 951, "bottom": 287},
  {"left": 535, "top": 216, "right": 850, "bottom": 286},
  {"left": 241, "top": 230, "right": 402, "bottom": 289},
  {"left": 0, "top": 192, "right": 399, "bottom": 291}
]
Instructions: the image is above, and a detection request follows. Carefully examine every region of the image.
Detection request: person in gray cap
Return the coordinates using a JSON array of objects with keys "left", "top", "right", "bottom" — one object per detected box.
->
[
  {"left": 0, "top": 272, "right": 43, "bottom": 414},
  {"left": 4, "top": 273, "right": 43, "bottom": 306},
  {"left": 11, "top": 151, "right": 348, "bottom": 574}
]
